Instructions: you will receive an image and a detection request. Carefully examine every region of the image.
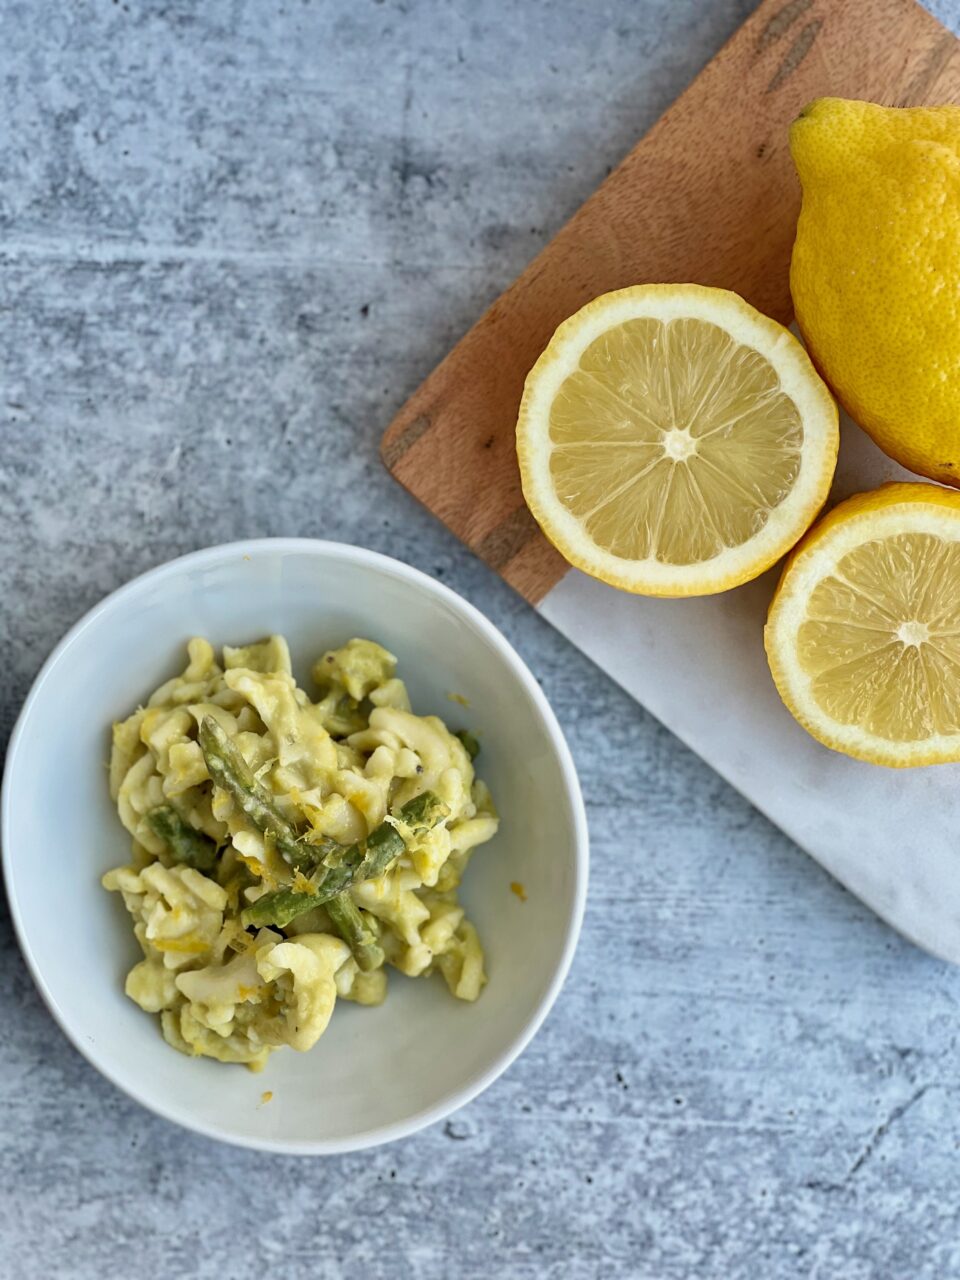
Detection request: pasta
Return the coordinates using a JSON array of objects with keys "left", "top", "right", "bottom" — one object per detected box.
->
[{"left": 103, "top": 636, "right": 499, "bottom": 1070}]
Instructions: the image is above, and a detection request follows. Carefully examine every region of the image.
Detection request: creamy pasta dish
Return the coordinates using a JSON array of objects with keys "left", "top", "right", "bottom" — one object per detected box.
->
[{"left": 103, "top": 635, "right": 499, "bottom": 1071}]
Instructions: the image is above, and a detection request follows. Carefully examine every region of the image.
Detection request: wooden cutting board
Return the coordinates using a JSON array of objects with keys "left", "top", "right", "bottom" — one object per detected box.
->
[{"left": 381, "top": 0, "right": 960, "bottom": 964}]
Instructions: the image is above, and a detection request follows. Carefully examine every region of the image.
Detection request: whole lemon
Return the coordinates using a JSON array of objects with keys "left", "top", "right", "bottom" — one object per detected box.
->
[{"left": 790, "top": 97, "right": 960, "bottom": 487}]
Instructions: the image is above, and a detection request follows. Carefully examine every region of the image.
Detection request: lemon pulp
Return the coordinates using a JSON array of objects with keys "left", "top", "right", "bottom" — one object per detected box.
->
[
  {"left": 798, "top": 532, "right": 960, "bottom": 741},
  {"left": 548, "top": 317, "right": 804, "bottom": 565}
]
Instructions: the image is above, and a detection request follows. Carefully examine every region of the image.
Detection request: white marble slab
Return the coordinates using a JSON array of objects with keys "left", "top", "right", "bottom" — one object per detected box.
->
[{"left": 539, "top": 409, "right": 960, "bottom": 964}]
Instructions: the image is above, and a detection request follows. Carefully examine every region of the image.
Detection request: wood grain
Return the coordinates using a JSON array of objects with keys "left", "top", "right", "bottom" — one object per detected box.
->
[{"left": 382, "top": 0, "right": 960, "bottom": 604}]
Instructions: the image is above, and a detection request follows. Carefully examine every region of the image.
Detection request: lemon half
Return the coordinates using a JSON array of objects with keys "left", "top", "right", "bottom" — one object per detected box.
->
[
  {"left": 766, "top": 482, "right": 960, "bottom": 767},
  {"left": 516, "top": 284, "right": 838, "bottom": 596}
]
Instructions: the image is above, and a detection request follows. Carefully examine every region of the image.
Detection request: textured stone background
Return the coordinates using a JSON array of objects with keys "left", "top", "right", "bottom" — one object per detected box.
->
[{"left": 4, "top": 1, "right": 960, "bottom": 1276}]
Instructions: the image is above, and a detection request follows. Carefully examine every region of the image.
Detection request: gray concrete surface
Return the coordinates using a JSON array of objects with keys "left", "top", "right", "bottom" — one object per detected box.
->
[{"left": 4, "top": 1, "right": 960, "bottom": 1276}]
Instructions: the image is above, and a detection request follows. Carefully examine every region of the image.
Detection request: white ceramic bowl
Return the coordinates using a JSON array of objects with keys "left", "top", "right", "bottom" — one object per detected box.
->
[{"left": 2, "top": 540, "right": 587, "bottom": 1154}]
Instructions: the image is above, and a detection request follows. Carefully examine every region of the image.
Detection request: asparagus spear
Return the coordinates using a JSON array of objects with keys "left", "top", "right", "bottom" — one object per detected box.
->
[
  {"left": 198, "top": 716, "right": 317, "bottom": 872},
  {"left": 199, "top": 714, "right": 423, "bottom": 967},
  {"left": 242, "top": 791, "right": 448, "bottom": 930},
  {"left": 325, "top": 893, "right": 383, "bottom": 972},
  {"left": 241, "top": 887, "right": 326, "bottom": 930},
  {"left": 146, "top": 805, "right": 219, "bottom": 872}
]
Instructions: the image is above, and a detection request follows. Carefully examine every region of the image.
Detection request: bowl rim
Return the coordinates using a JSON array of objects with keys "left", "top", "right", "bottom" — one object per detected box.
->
[{"left": 1, "top": 537, "right": 589, "bottom": 1155}]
